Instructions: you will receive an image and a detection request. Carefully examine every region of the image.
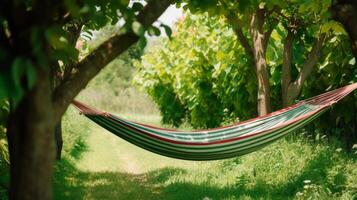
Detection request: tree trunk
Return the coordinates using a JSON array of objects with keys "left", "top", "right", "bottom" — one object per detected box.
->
[
  {"left": 282, "top": 30, "right": 294, "bottom": 107},
  {"left": 285, "top": 84, "right": 300, "bottom": 106},
  {"left": 7, "top": 67, "right": 55, "bottom": 200},
  {"left": 3, "top": 1, "right": 171, "bottom": 199},
  {"left": 253, "top": 43, "right": 271, "bottom": 116},
  {"left": 52, "top": 62, "right": 64, "bottom": 161},
  {"left": 282, "top": 31, "right": 325, "bottom": 107},
  {"left": 55, "top": 121, "right": 63, "bottom": 160},
  {"left": 332, "top": 0, "right": 357, "bottom": 59},
  {"left": 250, "top": 10, "right": 271, "bottom": 115}
]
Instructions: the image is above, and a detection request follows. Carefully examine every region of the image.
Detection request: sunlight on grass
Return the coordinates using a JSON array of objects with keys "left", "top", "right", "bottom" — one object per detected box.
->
[
  {"left": 73, "top": 117, "right": 221, "bottom": 174},
  {"left": 55, "top": 110, "right": 357, "bottom": 200}
]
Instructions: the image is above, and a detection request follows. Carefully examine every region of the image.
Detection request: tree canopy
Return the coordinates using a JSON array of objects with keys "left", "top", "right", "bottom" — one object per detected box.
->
[
  {"left": 135, "top": 13, "right": 257, "bottom": 128},
  {"left": 0, "top": 0, "right": 356, "bottom": 199},
  {"left": 135, "top": 1, "right": 356, "bottom": 141}
]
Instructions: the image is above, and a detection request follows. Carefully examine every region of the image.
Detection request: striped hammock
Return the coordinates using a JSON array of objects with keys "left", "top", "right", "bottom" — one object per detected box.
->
[{"left": 73, "top": 83, "right": 357, "bottom": 160}]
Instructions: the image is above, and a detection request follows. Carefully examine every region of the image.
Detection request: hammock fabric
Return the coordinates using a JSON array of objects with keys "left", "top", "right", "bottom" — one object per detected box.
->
[{"left": 73, "top": 83, "right": 357, "bottom": 161}]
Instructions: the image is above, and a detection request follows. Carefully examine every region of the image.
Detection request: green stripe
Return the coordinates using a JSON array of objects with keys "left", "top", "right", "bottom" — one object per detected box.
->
[
  {"left": 109, "top": 104, "right": 317, "bottom": 142},
  {"left": 85, "top": 107, "right": 326, "bottom": 160},
  {"left": 111, "top": 103, "right": 310, "bottom": 136}
]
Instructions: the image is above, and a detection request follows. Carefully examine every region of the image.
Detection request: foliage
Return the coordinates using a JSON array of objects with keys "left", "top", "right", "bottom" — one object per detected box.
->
[
  {"left": 0, "top": 0, "right": 171, "bottom": 104},
  {"left": 76, "top": 24, "right": 160, "bottom": 115},
  {"left": 135, "top": 13, "right": 257, "bottom": 128},
  {"left": 2, "top": 0, "right": 356, "bottom": 198},
  {"left": 299, "top": 35, "right": 357, "bottom": 146},
  {"left": 135, "top": 1, "right": 357, "bottom": 147},
  {"left": 176, "top": 0, "right": 338, "bottom": 28},
  {"left": 87, "top": 30, "right": 143, "bottom": 89}
]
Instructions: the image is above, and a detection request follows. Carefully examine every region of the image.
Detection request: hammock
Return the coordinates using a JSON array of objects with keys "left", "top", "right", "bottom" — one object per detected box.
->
[{"left": 73, "top": 83, "right": 357, "bottom": 160}]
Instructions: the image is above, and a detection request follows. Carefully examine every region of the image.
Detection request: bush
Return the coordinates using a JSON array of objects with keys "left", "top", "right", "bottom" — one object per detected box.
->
[{"left": 135, "top": 12, "right": 257, "bottom": 128}]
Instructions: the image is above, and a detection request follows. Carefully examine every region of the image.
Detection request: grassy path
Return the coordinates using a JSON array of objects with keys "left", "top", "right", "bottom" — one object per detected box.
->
[
  {"left": 56, "top": 114, "right": 234, "bottom": 200},
  {"left": 55, "top": 112, "right": 357, "bottom": 200},
  {"left": 75, "top": 115, "right": 211, "bottom": 174}
]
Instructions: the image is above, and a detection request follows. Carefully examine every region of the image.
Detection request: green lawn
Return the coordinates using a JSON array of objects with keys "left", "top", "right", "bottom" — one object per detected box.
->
[{"left": 54, "top": 108, "right": 357, "bottom": 200}]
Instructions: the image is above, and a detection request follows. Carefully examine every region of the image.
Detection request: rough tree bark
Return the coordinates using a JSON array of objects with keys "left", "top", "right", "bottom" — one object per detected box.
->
[
  {"left": 249, "top": 9, "right": 272, "bottom": 115},
  {"left": 4, "top": 0, "right": 57, "bottom": 198},
  {"left": 54, "top": 121, "right": 63, "bottom": 160},
  {"left": 7, "top": 67, "right": 55, "bottom": 200},
  {"left": 332, "top": 0, "right": 357, "bottom": 59},
  {"left": 226, "top": 9, "right": 273, "bottom": 116},
  {"left": 281, "top": 30, "right": 294, "bottom": 106},
  {"left": 4, "top": 0, "right": 173, "bottom": 199}
]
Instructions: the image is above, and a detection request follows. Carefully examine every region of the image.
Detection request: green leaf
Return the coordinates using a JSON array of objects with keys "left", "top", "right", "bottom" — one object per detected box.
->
[
  {"left": 132, "top": 2, "right": 144, "bottom": 12},
  {"left": 138, "top": 37, "right": 147, "bottom": 50},
  {"left": 120, "top": 0, "right": 129, "bottom": 6},
  {"left": 238, "top": 0, "right": 253, "bottom": 13},
  {"left": 51, "top": 47, "right": 79, "bottom": 64},
  {"left": 9, "top": 58, "right": 36, "bottom": 100},
  {"left": 132, "top": 21, "right": 145, "bottom": 36},
  {"left": 0, "top": 73, "right": 10, "bottom": 100},
  {"left": 321, "top": 21, "right": 347, "bottom": 35},
  {"left": 147, "top": 26, "right": 161, "bottom": 36},
  {"left": 161, "top": 24, "right": 172, "bottom": 38},
  {"left": 26, "top": 65, "right": 37, "bottom": 89},
  {"left": 271, "top": 30, "right": 282, "bottom": 41},
  {"left": 11, "top": 58, "right": 26, "bottom": 86},
  {"left": 216, "top": 51, "right": 225, "bottom": 61},
  {"left": 64, "top": 0, "right": 81, "bottom": 17},
  {"left": 45, "top": 26, "right": 70, "bottom": 49}
]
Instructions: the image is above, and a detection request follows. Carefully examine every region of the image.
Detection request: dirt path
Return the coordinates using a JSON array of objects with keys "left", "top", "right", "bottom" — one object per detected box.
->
[
  {"left": 75, "top": 126, "right": 142, "bottom": 173},
  {"left": 75, "top": 125, "right": 196, "bottom": 174}
]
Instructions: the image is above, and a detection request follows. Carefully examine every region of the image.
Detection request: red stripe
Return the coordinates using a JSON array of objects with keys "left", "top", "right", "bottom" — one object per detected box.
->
[
  {"left": 73, "top": 82, "right": 357, "bottom": 132},
  {"left": 105, "top": 104, "right": 327, "bottom": 146},
  {"left": 136, "top": 102, "right": 303, "bottom": 132},
  {"left": 75, "top": 82, "right": 357, "bottom": 145}
]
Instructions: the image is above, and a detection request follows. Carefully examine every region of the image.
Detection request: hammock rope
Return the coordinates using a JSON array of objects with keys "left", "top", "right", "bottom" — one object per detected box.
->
[{"left": 72, "top": 83, "right": 357, "bottom": 160}]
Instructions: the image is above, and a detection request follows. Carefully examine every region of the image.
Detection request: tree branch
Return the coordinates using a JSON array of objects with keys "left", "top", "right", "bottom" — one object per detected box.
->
[
  {"left": 225, "top": 13, "right": 254, "bottom": 65},
  {"left": 235, "top": 28, "right": 254, "bottom": 59},
  {"left": 52, "top": 0, "right": 173, "bottom": 121},
  {"left": 294, "top": 33, "right": 326, "bottom": 89},
  {"left": 263, "top": 27, "right": 274, "bottom": 51},
  {"left": 263, "top": 9, "right": 280, "bottom": 51}
]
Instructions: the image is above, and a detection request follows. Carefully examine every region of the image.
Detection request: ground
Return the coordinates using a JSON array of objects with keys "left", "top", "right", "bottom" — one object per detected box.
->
[{"left": 53, "top": 108, "right": 357, "bottom": 200}]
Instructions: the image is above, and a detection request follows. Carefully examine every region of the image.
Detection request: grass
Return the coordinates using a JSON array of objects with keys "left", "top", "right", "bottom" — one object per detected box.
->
[
  {"left": 54, "top": 107, "right": 357, "bottom": 200},
  {"left": 54, "top": 54, "right": 357, "bottom": 199}
]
